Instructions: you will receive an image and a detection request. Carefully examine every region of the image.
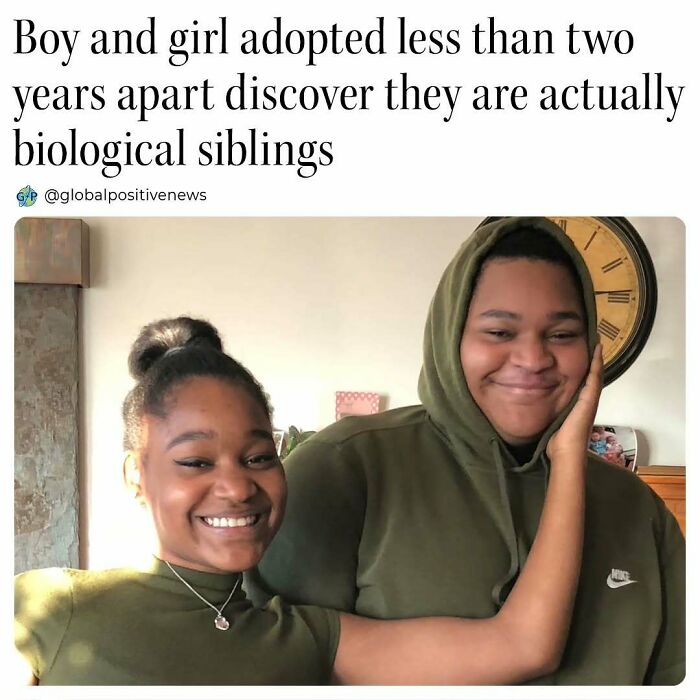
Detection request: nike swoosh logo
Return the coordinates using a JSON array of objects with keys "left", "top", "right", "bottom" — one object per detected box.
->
[{"left": 607, "top": 575, "right": 637, "bottom": 589}]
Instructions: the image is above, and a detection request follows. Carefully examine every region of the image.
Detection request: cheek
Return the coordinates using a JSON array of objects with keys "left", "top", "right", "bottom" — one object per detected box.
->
[
  {"left": 460, "top": 338, "right": 505, "bottom": 390},
  {"left": 263, "top": 472, "right": 287, "bottom": 540},
  {"left": 555, "top": 345, "right": 590, "bottom": 404},
  {"left": 563, "top": 345, "right": 590, "bottom": 384},
  {"left": 143, "top": 475, "right": 192, "bottom": 520},
  {"left": 259, "top": 468, "right": 287, "bottom": 515}
]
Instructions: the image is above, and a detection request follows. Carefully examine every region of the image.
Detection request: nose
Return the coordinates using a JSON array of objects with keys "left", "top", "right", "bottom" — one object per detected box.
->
[
  {"left": 211, "top": 465, "right": 258, "bottom": 502},
  {"left": 511, "top": 335, "right": 555, "bottom": 372}
]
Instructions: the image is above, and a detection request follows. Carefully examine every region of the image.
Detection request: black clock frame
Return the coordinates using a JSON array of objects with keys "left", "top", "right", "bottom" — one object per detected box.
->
[{"left": 477, "top": 216, "right": 658, "bottom": 385}]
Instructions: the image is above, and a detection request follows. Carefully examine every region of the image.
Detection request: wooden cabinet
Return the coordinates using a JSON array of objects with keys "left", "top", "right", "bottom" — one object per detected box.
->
[{"left": 637, "top": 466, "right": 685, "bottom": 536}]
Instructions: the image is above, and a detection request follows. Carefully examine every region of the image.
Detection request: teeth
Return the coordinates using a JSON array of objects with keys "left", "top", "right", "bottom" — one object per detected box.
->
[{"left": 203, "top": 515, "right": 257, "bottom": 528}]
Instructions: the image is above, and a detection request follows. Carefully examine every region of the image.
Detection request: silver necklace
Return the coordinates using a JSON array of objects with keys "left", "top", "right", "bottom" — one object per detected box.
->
[{"left": 165, "top": 561, "right": 241, "bottom": 631}]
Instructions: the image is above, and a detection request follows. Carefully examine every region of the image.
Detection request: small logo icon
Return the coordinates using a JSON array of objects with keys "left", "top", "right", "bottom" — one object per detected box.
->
[
  {"left": 17, "top": 185, "right": 37, "bottom": 207},
  {"left": 606, "top": 568, "right": 637, "bottom": 589}
]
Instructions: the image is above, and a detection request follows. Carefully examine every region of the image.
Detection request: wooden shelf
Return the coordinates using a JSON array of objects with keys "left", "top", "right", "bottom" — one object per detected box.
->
[
  {"left": 637, "top": 466, "right": 685, "bottom": 536},
  {"left": 637, "top": 465, "right": 685, "bottom": 477}
]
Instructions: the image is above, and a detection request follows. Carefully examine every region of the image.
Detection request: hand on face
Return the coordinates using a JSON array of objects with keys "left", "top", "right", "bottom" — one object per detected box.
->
[
  {"left": 460, "top": 259, "right": 590, "bottom": 445},
  {"left": 546, "top": 343, "right": 604, "bottom": 461},
  {"left": 129, "top": 377, "right": 286, "bottom": 574}
]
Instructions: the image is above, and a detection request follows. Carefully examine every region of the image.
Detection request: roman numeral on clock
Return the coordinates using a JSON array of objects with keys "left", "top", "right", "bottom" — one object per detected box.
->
[
  {"left": 608, "top": 290, "right": 631, "bottom": 303},
  {"left": 601, "top": 258, "right": 624, "bottom": 273},
  {"left": 556, "top": 219, "right": 567, "bottom": 232},
  {"left": 598, "top": 318, "right": 621, "bottom": 341},
  {"left": 583, "top": 230, "right": 598, "bottom": 251}
]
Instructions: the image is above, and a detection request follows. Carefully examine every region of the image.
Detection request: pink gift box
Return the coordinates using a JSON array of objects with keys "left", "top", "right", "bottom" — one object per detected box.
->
[{"left": 335, "top": 391, "right": 380, "bottom": 421}]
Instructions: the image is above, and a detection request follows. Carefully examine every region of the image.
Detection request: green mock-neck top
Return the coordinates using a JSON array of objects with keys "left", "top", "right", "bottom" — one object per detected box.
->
[{"left": 15, "top": 557, "right": 339, "bottom": 685}]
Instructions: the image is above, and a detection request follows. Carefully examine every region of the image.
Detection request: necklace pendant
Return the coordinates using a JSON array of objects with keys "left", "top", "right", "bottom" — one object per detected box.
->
[{"left": 214, "top": 614, "right": 230, "bottom": 631}]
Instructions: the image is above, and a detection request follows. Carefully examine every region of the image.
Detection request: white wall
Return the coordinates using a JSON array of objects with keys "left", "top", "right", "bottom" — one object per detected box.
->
[{"left": 80, "top": 217, "right": 685, "bottom": 568}]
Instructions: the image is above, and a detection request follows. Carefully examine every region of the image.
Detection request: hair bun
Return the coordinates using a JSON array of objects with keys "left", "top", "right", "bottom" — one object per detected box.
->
[{"left": 128, "top": 316, "right": 223, "bottom": 379}]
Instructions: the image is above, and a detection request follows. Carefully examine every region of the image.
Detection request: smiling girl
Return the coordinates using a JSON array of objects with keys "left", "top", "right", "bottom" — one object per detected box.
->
[{"left": 15, "top": 316, "right": 602, "bottom": 685}]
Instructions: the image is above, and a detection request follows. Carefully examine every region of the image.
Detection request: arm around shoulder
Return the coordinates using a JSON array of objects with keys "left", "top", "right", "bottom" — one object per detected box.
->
[{"left": 333, "top": 610, "right": 558, "bottom": 685}]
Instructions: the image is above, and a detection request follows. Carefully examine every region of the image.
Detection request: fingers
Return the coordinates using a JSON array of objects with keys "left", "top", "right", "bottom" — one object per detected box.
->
[
  {"left": 584, "top": 343, "right": 604, "bottom": 390},
  {"left": 546, "top": 343, "right": 604, "bottom": 460},
  {"left": 575, "top": 343, "right": 603, "bottom": 420},
  {"left": 591, "top": 341, "right": 603, "bottom": 374}
]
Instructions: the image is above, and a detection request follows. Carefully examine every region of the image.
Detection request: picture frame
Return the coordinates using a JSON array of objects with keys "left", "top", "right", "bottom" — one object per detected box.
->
[{"left": 588, "top": 425, "right": 638, "bottom": 472}]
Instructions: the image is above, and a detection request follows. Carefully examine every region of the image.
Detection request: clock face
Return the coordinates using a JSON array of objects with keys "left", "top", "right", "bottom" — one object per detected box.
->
[
  {"left": 548, "top": 217, "right": 656, "bottom": 378},
  {"left": 478, "top": 217, "right": 657, "bottom": 384}
]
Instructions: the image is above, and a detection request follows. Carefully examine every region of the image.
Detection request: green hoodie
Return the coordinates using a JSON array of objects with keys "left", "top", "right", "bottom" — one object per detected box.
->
[{"left": 251, "top": 217, "right": 685, "bottom": 685}]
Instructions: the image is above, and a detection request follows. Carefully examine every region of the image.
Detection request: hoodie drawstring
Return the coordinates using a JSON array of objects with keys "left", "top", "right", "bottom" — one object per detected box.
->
[
  {"left": 489, "top": 441, "right": 553, "bottom": 608},
  {"left": 490, "top": 438, "right": 521, "bottom": 608}
]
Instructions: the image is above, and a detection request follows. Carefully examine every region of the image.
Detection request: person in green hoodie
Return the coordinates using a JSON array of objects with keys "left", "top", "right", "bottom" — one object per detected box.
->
[{"left": 252, "top": 216, "right": 685, "bottom": 685}]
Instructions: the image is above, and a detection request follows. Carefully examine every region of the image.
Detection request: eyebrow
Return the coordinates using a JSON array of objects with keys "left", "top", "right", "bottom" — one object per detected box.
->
[
  {"left": 166, "top": 430, "right": 216, "bottom": 450},
  {"left": 478, "top": 310, "right": 584, "bottom": 321},
  {"left": 166, "top": 428, "right": 274, "bottom": 450}
]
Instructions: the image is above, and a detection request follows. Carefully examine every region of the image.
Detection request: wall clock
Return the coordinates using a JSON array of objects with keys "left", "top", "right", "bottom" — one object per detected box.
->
[{"left": 478, "top": 217, "right": 657, "bottom": 385}]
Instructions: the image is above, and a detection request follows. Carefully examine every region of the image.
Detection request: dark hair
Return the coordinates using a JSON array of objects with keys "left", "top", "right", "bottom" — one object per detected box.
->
[
  {"left": 475, "top": 226, "right": 585, "bottom": 307},
  {"left": 122, "top": 317, "right": 271, "bottom": 451}
]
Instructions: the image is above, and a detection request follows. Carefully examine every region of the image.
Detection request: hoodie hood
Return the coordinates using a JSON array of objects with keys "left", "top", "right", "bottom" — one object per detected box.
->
[
  {"left": 417, "top": 217, "right": 598, "bottom": 606},
  {"left": 418, "top": 216, "right": 598, "bottom": 467}
]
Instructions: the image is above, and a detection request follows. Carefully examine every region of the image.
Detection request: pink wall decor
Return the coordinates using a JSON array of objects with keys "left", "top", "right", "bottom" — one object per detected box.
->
[{"left": 335, "top": 391, "right": 381, "bottom": 421}]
